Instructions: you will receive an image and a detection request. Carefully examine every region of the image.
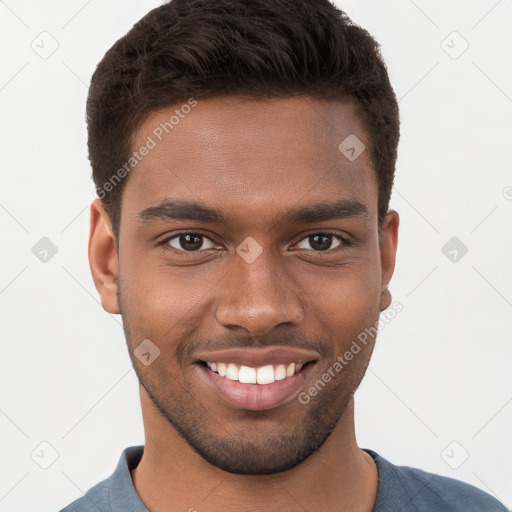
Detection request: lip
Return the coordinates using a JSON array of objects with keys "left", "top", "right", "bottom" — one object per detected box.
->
[
  {"left": 194, "top": 346, "right": 320, "bottom": 367},
  {"left": 196, "top": 360, "right": 316, "bottom": 411}
]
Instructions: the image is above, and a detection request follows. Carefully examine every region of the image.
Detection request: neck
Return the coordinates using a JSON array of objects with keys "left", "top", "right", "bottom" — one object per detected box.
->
[{"left": 131, "top": 386, "right": 378, "bottom": 512}]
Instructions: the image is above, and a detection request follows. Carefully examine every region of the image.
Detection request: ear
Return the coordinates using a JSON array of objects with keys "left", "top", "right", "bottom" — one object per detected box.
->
[
  {"left": 88, "top": 198, "right": 120, "bottom": 314},
  {"left": 378, "top": 209, "right": 399, "bottom": 312}
]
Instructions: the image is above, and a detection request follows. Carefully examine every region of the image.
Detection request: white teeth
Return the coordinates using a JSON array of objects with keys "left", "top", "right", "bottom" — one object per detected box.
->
[
  {"left": 238, "top": 365, "right": 257, "bottom": 384},
  {"left": 217, "top": 362, "right": 227, "bottom": 377},
  {"left": 274, "top": 364, "right": 287, "bottom": 381},
  {"left": 256, "top": 364, "right": 275, "bottom": 385},
  {"left": 205, "top": 360, "right": 307, "bottom": 384},
  {"left": 226, "top": 363, "right": 239, "bottom": 381}
]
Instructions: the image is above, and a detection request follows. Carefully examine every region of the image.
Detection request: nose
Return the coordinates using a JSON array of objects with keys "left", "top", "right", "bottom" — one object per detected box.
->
[{"left": 215, "top": 246, "right": 304, "bottom": 337}]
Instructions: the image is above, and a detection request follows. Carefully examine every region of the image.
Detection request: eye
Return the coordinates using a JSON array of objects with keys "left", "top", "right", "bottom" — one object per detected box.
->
[
  {"left": 161, "top": 232, "right": 218, "bottom": 252},
  {"left": 295, "top": 232, "right": 350, "bottom": 252}
]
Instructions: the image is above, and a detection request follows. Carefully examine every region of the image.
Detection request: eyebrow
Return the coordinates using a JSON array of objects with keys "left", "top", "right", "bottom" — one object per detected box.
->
[{"left": 137, "top": 198, "right": 368, "bottom": 226}]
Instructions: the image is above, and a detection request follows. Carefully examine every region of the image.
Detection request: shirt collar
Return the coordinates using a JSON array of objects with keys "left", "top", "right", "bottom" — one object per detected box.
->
[
  {"left": 108, "top": 445, "right": 390, "bottom": 511},
  {"left": 109, "top": 445, "right": 148, "bottom": 512}
]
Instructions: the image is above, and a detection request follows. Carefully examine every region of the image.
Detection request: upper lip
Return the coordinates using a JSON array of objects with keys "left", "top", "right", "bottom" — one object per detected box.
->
[{"left": 194, "top": 346, "right": 320, "bottom": 367}]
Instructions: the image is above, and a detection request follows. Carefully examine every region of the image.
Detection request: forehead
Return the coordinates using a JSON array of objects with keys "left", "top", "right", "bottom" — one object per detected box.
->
[{"left": 124, "top": 95, "right": 377, "bottom": 226}]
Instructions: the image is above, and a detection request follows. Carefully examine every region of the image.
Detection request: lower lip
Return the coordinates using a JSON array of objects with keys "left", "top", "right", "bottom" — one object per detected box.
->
[{"left": 196, "top": 362, "right": 315, "bottom": 411}]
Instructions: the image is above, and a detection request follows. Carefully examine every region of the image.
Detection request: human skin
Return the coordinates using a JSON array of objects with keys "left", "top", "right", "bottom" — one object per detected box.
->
[{"left": 89, "top": 95, "right": 399, "bottom": 512}]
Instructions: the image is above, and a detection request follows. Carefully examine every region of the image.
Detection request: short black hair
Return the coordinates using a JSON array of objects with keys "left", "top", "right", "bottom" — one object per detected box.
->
[{"left": 87, "top": 0, "right": 400, "bottom": 243}]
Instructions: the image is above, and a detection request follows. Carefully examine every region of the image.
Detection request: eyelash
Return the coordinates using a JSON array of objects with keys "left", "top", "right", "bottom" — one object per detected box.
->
[{"left": 157, "top": 230, "right": 352, "bottom": 254}]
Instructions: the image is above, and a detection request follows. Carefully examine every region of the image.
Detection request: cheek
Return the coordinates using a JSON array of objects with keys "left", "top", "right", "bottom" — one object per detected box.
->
[
  {"left": 306, "top": 248, "right": 381, "bottom": 309},
  {"left": 301, "top": 252, "right": 382, "bottom": 345},
  {"left": 123, "top": 258, "right": 202, "bottom": 310},
  {"left": 120, "top": 261, "right": 217, "bottom": 347}
]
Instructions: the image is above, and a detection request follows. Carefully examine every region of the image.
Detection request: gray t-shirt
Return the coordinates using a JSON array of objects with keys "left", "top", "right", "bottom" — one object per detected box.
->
[{"left": 58, "top": 445, "right": 508, "bottom": 511}]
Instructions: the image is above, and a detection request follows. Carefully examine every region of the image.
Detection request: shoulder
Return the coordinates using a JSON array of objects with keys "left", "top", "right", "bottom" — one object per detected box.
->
[
  {"left": 58, "top": 479, "right": 110, "bottom": 512},
  {"left": 56, "top": 445, "right": 145, "bottom": 512},
  {"left": 364, "top": 449, "right": 509, "bottom": 512},
  {"left": 393, "top": 465, "right": 508, "bottom": 512}
]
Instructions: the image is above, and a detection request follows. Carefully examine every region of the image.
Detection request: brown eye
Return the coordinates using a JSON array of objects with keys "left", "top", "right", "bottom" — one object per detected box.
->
[
  {"left": 295, "top": 233, "right": 348, "bottom": 252},
  {"left": 165, "top": 233, "right": 217, "bottom": 252}
]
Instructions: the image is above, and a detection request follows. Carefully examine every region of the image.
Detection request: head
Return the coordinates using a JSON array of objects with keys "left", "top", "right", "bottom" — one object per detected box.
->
[{"left": 89, "top": 0, "right": 400, "bottom": 475}]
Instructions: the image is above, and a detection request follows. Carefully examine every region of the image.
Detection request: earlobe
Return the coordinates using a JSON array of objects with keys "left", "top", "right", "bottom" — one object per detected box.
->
[
  {"left": 379, "top": 286, "right": 392, "bottom": 312},
  {"left": 378, "top": 209, "right": 399, "bottom": 312},
  {"left": 88, "top": 198, "right": 120, "bottom": 314}
]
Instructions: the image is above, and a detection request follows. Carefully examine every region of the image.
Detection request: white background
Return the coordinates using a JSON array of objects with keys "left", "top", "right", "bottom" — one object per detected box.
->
[{"left": 0, "top": 1, "right": 511, "bottom": 510}]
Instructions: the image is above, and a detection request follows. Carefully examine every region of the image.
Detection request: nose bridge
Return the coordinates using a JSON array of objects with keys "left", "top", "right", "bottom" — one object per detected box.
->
[{"left": 215, "top": 242, "right": 303, "bottom": 336}]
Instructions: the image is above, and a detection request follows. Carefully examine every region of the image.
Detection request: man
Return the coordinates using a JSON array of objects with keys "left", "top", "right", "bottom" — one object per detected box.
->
[{"left": 60, "top": 0, "right": 508, "bottom": 510}]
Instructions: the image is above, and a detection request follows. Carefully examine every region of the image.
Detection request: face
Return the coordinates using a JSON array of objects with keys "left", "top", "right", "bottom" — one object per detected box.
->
[{"left": 90, "top": 95, "right": 398, "bottom": 475}]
